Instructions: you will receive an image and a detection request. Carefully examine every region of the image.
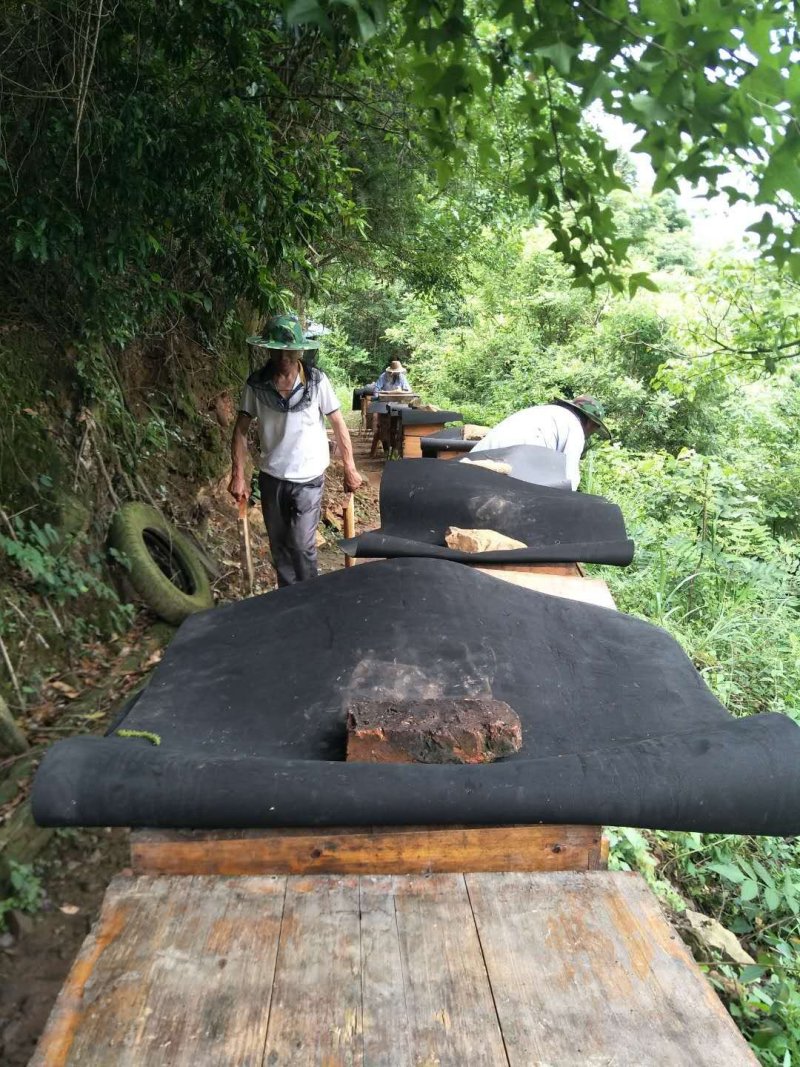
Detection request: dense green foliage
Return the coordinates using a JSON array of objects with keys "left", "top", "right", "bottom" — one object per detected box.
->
[
  {"left": 292, "top": 0, "right": 800, "bottom": 286},
  {"left": 2, "top": 0, "right": 800, "bottom": 356}
]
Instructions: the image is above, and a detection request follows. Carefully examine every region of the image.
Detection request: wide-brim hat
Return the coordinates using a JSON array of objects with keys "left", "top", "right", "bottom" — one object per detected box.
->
[
  {"left": 247, "top": 313, "right": 319, "bottom": 351},
  {"left": 386, "top": 360, "right": 407, "bottom": 373},
  {"left": 554, "top": 395, "right": 611, "bottom": 439}
]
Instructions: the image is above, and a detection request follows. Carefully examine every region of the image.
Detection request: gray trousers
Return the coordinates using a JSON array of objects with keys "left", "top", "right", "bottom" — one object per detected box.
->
[{"left": 259, "top": 472, "right": 325, "bottom": 587}]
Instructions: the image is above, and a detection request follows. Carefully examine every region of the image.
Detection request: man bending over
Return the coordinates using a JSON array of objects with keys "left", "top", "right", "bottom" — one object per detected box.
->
[{"left": 471, "top": 395, "right": 610, "bottom": 490}]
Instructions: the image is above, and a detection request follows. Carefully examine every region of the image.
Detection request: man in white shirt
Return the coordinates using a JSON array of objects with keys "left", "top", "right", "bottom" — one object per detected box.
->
[
  {"left": 470, "top": 395, "right": 610, "bottom": 490},
  {"left": 228, "top": 314, "right": 362, "bottom": 586}
]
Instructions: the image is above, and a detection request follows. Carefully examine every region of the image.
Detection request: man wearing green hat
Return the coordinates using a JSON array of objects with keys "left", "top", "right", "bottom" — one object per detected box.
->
[
  {"left": 228, "top": 314, "right": 362, "bottom": 586},
  {"left": 470, "top": 395, "right": 611, "bottom": 490}
]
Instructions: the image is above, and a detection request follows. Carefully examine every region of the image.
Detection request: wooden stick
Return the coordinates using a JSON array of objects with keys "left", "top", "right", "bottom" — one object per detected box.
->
[
  {"left": 237, "top": 499, "right": 255, "bottom": 595},
  {"left": 0, "top": 632, "right": 24, "bottom": 708},
  {"left": 343, "top": 493, "right": 355, "bottom": 569}
]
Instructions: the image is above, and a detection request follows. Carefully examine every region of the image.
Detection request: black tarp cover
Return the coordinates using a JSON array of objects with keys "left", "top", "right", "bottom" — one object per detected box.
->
[
  {"left": 459, "top": 445, "right": 572, "bottom": 490},
  {"left": 32, "top": 559, "right": 800, "bottom": 834},
  {"left": 368, "top": 400, "right": 409, "bottom": 415},
  {"left": 395, "top": 408, "right": 463, "bottom": 426},
  {"left": 341, "top": 459, "right": 634, "bottom": 565},
  {"left": 351, "top": 386, "right": 373, "bottom": 411}
]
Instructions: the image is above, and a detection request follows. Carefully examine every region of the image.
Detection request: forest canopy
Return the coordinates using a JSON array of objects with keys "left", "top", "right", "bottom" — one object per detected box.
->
[
  {"left": 1, "top": 0, "right": 799, "bottom": 351},
  {"left": 1, "top": 5, "right": 800, "bottom": 1064}
]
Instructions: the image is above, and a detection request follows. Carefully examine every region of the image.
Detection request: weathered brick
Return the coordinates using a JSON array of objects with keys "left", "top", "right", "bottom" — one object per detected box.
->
[{"left": 346, "top": 697, "right": 522, "bottom": 764}]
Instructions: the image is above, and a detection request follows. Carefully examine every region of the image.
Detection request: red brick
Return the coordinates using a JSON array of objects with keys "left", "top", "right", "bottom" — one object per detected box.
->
[{"left": 345, "top": 698, "right": 522, "bottom": 764}]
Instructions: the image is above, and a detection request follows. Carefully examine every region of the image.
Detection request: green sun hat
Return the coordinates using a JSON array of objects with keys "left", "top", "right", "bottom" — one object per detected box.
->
[
  {"left": 554, "top": 394, "right": 612, "bottom": 439},
  {"left": 247, "top": 314, "right": 320, "bottom": 351}
]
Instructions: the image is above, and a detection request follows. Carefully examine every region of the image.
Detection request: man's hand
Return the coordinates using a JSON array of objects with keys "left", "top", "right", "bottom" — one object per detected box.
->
[
  {"left": 228, "top": 471, "right": 249, "bottom": 503},
  {"left": 344, "top": 466, "right": 363, "bottom": 494}
]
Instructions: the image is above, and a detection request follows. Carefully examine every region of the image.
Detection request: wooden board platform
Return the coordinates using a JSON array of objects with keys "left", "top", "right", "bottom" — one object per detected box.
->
[
  {"left": 403, "top": 422, "right": 454, "bottom": 458},
  {"left": 130, "top": 823, "right": 607, "bottom": 876},
  {"left": 478, "top": 568, "right": 617, "bottom": 608},
  {"left": 480, "top": 560, "right": 586, "bottom": 576},
  {"left": 33, "top": 871, "right": 756, "bottom": 1066}
]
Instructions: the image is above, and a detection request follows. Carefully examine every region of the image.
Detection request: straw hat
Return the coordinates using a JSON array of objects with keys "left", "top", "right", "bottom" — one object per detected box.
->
[{"left": 386, "top": 359, "right": 407, "bottom": 374}]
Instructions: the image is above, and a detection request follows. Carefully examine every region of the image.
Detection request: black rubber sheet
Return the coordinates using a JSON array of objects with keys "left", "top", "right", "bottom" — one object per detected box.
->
[
  {"left": 395, "top": 408, "right": 462, "bottom": 426},
  {"left": 31, "top": 558, "right": 800, "bottom": 834},
  {"left": 460, "top": 445, "right": 572, "bottom": 490},
  {"left": 420, "top": 427, "right": 474, "bottom": 457},
  {"left": 352, "top": 386, "right": 373, "bottom": 411},
  {"left": 341, "top": 460, "right": 634, "bottom": 565},
  {"left": 368, "top": 400, "right": 408, "bottom": 415}
]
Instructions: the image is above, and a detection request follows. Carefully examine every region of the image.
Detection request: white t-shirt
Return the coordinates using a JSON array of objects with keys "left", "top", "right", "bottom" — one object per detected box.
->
[
  {"left": 239, "top": 370, "right": 340, "bottom": 482},
  {"left": 471, "top": 404, "right": 585, "bottom": 489}
]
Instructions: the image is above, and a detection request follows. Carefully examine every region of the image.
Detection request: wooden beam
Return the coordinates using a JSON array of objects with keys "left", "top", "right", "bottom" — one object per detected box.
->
[
  {"left": 402, "top": 423, "right": 448, "bottom": 458},
  {"left": 477, "top": 569, "right": 617, "bottom": 609},
  {"left": 131, "top": 824, "right": 606, "bottom": 877},
  {"left": 479, "top": 561, "right": 584, "bottom": 576}
]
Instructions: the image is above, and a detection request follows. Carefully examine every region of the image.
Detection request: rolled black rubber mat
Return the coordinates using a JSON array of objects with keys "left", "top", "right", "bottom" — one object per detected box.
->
[
  {"left": 32, "top": 558, "right": 800, "bottom": 834},
  {"left": 341, "top": 460, "right": 634, "bottom": 565},
  {"left": 420, "top": 428, "right": 475, "bottom": 457}
]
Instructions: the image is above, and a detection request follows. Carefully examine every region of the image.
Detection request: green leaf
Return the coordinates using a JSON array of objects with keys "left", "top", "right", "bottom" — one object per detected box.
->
[
  {"left": 707, "top": 862, "right": 745, "bottom": 884},
  {"left": 764, "top": 886, "right": 782, "bottom": 912},
  {"left": 740, "top": 879, "right": 760, "bottom": 902},
  {"left": 285, "top": 0, "right": 332, "bottom": 32},
  {"left": 534, "top": 43, "right": 577, "bottom": 77},
  {"left": 628, "top": 272, "right": 659, "bottom": 297}
]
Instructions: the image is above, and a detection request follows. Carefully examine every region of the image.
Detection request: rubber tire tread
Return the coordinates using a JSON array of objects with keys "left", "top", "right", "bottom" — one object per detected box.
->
[{"left": 109, "top": 503, "right": 213, "bottom": 625}]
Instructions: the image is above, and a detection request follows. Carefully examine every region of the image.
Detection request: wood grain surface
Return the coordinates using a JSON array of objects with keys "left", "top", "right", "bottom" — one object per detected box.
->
[
  {"left": 479, "top": 560, "right": 584, "bottom": 576},
  {"left": 477, "top": 568, "right": 616, "bottom": 608},
  {"left": 130, "top": 823, "right": 605, "bottom": 876},
  {"left": 34, "top": 871, "right": 755, "bottom": 1066},
  {"left": 465, "top": 871, "right": 757, "bottom": 1066}
]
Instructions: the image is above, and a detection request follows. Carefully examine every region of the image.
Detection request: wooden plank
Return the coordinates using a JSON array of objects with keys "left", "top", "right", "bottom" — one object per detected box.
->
[
  {"left": 36, "top": 871, "right": 753, "bottom": 1066},
  {"left": 402, "top": 423, "right": 449, "bottom": 458},
  {"left": 131, "top": 824, "right": 604, "bottom": 877},
  {"left": 388, "top": 874, "right": 509, "bottom": 1066},
  {"left": 479, "top": 561, "right": 583, "bottom": 576},
  {"left": 265, "top": 875, "right": 363, "bottom": 1065},
  {"left": 32, "top": 875, "right": 286, "bottom": 1067},
  {"left": 466, "top": 871, "right": 757, "bottom": 1066},
  {"left": 358, "top": 876, "right": 414, "bottom": 1067},
  {"left": 477, "top": 568, "right": 616, "bottom": 609},
  {"left": 588, "top": 834, "right": 610, "bottom": 869}
]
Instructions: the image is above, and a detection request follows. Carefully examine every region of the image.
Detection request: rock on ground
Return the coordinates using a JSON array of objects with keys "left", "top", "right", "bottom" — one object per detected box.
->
[{"left": 445, "top": 527, "right": 526, "bottom": 552}]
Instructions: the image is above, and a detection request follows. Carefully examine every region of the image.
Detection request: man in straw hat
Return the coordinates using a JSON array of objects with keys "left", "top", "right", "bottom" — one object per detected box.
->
[
  {"left": 470, "top": 395, "right": 611, "bottom": 490},
  {"left": 228, "top": 314, "right": 362, "bottom": 587},
  {"left": 370, "top": 359, "right": 413, "bottom": 456},
  {"left": 372, "top": 359, "right": 412, "bottom": 397}
]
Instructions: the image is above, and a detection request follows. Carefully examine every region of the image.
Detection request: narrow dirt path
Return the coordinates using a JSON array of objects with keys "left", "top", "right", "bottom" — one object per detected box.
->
[{"left": 0, "top": 429, "right": 386, "bottom": 1066}]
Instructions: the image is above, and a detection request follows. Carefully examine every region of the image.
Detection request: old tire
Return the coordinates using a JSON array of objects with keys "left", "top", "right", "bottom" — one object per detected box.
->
[{"left": 109, "top": 503, "right": 214, "bottom": 625}]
